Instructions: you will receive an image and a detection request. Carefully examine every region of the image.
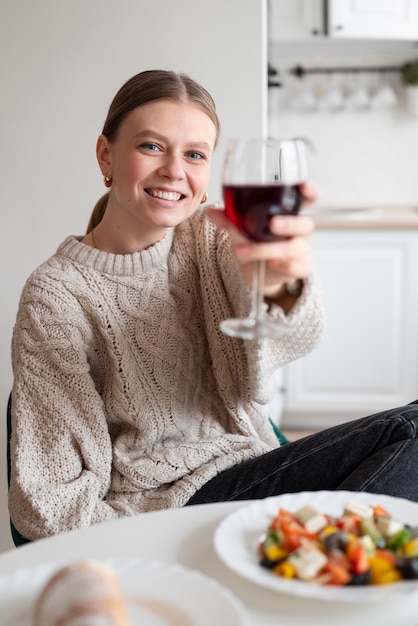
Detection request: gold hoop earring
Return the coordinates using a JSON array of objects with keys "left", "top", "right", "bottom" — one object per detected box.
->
[
  {"left": 200, "top": 192, "right": 208, "bottom": 204},
  {"left": 104, "top": 175, "right": 112, "bottom": 188}
]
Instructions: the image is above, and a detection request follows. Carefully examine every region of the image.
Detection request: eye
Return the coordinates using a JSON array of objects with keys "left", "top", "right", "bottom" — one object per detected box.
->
[
  {"left": 186, "top": 151, "right": 206, "bottom": 160},
  {"left": 139, "top": 142, "right": 161, "bottom": 152}
]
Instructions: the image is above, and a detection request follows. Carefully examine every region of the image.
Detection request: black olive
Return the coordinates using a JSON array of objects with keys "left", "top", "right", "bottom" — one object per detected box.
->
[
  {"left": 259, "top": 557, "right": 281, "bottom": 570},
  {"left": 346, "top": 570, "right": 372, "bottom": 586},
  {"left": 322, "top": 531, "right": 349, "bottom": 553},
  {"left": 395, "top": 557, "right": 418, "bottom": 579}
]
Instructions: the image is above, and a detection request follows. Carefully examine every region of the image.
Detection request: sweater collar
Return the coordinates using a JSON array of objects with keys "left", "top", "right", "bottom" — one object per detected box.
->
[{"left": 56, "top": 229, "right": 174, "bottom": 276}]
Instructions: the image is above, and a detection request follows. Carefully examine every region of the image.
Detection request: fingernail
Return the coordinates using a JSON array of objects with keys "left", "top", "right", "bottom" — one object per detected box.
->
[
  {"left": 236, "top": 244, "right": 250, "bottom": 257},
  {"left": 271, "top": 216, "right": 286, "bottom": 230}
]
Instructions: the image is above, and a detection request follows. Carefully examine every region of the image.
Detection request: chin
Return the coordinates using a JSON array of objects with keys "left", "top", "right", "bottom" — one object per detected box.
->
[{"left": 154, "top": 208, "right": 196, "bottom": 228}]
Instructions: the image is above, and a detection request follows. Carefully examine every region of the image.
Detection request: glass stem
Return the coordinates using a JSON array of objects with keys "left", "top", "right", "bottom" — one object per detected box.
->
[{"left": 250, "top": 259, "right": 266, "bottom": 324}]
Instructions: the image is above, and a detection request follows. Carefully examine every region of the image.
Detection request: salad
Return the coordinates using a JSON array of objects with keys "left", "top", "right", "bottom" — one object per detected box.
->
[{"left": 258, "top": 500, "right": 418, "bottom": 586}]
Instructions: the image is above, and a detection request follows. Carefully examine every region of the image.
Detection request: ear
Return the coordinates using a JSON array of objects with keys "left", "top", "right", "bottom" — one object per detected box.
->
[{"left": 96, "top": 135, "right": 112, "bottom": 175}]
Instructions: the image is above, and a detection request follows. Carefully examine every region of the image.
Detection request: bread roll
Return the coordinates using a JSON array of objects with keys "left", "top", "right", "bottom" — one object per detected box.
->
[{"left": 33, "top": 559, "right": 132, "bottom": 626}]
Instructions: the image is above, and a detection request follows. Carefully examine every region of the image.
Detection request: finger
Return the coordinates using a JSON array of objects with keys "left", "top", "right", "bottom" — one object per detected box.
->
[
  {"left": 263, "top": 251, "right": 313, "bottom": 298},
  {"left": 235, "top": 235, "right": 312, "bottom": 266},
  {"left": 205, "top": 206, "right": 228, "bottom": 230},
  {"left": 267, "top": 251, "right": 313, "bottom": 280},
  {"left": 265, "top": 244, "right": 313, "bottom": 285},
  {"left": 207, "top": 199, "right": 316, "bottom": 241},
  {"left": 300, "top": 180, "right": 320, "bottom": 207},
  {"left": 205, "top": 206, "right": 248, "bottom": 245},
  {"left": 269, "top": 214, "right": 315, "bottom": 238}
]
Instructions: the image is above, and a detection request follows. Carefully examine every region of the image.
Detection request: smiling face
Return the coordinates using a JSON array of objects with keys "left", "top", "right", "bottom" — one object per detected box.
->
[{"left": 96, "top": 98, "right": 217, "bottom": 249}]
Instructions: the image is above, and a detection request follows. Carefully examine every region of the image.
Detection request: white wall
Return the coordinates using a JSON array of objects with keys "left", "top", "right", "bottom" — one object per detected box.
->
[{"left": 0, "top": 0, "right": 267, "bottom": 552}]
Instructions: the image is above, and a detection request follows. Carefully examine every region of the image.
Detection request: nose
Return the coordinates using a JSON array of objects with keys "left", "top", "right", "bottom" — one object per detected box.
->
[{"left": 158, "top": 152, "right": 185, "bottom": 180}]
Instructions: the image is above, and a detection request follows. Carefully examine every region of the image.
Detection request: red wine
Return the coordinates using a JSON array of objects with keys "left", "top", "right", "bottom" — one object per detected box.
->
[{"left": 223, "top": 183, "right": 303, "bottom": 242}]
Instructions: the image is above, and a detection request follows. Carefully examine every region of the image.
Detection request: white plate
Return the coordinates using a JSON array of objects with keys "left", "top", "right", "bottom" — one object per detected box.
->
[
  {"left": 0, "top": 557, "right": 250, "bottom": 625},
  {"left": 214, "top": 490, "right": 418, "bottom": 603}
]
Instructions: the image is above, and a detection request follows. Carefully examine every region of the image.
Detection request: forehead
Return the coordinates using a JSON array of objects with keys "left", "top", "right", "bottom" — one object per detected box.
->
[{"left": 121, "top": 99, "right": 217, "bottom": 146}]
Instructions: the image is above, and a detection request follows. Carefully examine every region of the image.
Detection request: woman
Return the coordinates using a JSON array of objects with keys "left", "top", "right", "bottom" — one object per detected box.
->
[{"left": 9, "top": 70, "right": 418, "bottom": 542}]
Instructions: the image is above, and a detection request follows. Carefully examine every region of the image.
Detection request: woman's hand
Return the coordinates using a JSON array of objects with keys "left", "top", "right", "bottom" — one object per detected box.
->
[{"left": 206, "top": 181, "right": 318, "bottom": 306}]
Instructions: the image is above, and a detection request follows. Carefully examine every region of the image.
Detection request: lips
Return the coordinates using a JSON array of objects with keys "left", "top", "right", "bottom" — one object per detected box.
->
[{"left": 146, "top": 188, "right": 184, "bottom": 201}]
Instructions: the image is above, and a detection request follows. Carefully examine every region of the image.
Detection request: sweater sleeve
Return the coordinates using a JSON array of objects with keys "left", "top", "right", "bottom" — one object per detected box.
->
[
  {"left": 196, "top": 213, "right": 326, "bottom": 409},
  {"left": 9, "top": 279, "right": 122, "bottom": 540}
]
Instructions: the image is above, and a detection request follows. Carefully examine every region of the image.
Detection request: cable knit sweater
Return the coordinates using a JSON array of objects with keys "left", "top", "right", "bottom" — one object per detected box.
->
[{"left": 9, "top": 208, "right": 325, "bottom": 540}]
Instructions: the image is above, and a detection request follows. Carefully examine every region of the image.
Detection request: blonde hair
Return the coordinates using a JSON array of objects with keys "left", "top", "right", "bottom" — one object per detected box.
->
[{"left": 86, "top": 70, "right": 220, "bottom": 234}]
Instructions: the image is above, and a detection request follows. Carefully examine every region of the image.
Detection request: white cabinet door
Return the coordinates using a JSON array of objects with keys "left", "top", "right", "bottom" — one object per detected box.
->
[
  {"left": 268, "top": 0, "right": 324, "bottom": 41},
  {"left": 283, "top": 231, "right": 418, "bottom": 428},
  {"left": 328, "top": 0, "right": 418, "bottom": 40}
]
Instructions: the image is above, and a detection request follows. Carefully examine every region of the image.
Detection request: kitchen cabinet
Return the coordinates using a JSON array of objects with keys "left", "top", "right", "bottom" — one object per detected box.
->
[
  {"left": 268, "top": 0, "right": 418, "bottom": 42},
  {"left": 268, "top": 0, "right": 325, "bottom": 41},
  {"left": 282, "top": 229, "right": 418, "bottom": 429},
  {"left": 328, "top": 0, "right": 418, "bottom": 40}
]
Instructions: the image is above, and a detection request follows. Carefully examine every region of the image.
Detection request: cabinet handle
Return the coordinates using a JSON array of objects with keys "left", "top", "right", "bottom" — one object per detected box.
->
[{"left": 311, "top": 28, "right": 320, "bottom": 35}]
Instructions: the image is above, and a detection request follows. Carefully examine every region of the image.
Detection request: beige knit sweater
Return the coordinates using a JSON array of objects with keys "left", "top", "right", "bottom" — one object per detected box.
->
[{"left": 9, "top": 208, "right": 325, "bottom": 540}]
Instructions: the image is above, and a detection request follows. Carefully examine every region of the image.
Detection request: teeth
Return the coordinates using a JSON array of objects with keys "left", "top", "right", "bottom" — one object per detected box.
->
[{"left": 148, "top": 189, "right": 182, "bottom": 201}]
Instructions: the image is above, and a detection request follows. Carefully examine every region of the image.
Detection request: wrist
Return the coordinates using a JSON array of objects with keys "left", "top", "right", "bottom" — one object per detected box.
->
[{"left": 265, "top": 279, "right": 304, "bottom": 313}]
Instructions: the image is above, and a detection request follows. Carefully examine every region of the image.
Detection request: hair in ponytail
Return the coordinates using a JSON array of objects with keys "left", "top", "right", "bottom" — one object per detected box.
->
[{"left": 86, "top": 193, "right": 109, "bottom": 234}]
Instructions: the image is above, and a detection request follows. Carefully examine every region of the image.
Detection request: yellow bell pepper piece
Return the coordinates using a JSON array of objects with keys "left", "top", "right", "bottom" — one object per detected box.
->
[
  {"left": 320, "top": 525, "right": 339, "bottom": 537},
  {"left": 369, "top": 556, "right": 394, "bottom": 573},
  {"left": 369, "top": 556, "right": 402, "bottom": 585},
  {"left": 403, "top": 538, "right": 418, "bottom": 557},
  {"left": 372, "top": 569, "right": 402, "bottom": 585},
  {"left": 265, "top": 545, "right": 288, "bottom": 562},
  {"left": 274, "top": 561, "right": 297, "bottom": 579}
]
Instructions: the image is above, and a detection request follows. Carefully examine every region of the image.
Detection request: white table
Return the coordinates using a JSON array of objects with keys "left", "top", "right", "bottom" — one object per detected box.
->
[{"left": 0, "top": 501, "right": 417, "bottom": 625}]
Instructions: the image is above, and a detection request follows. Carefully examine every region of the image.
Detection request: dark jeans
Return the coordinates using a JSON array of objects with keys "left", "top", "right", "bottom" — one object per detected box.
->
[{"left": 186, "top": 400, "right": 418, "bottom": 505}]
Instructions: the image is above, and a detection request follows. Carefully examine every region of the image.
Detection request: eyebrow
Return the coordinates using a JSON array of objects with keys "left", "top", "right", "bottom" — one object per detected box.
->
[{"left": 132, "top": 130, "right": 212, "bottom": 151}]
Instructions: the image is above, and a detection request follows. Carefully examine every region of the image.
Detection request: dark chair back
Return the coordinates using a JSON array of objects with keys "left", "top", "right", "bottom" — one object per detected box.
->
[{"left": 7, "top": 393, "right": 31, "bottom": 546}]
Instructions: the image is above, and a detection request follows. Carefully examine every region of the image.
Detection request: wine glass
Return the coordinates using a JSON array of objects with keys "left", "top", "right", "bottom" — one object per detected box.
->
[
  {"left": 370, "top": 73, "right": 398, "bottom": 109},
  {"left": 344, "top": 72, "right": 370, "bottom": 111},
  {"left": 220, "top": 137, "right": 308, "bottom": 340},
  {"left": 317, "top": 73, "right": 344, "bottom": 111}
]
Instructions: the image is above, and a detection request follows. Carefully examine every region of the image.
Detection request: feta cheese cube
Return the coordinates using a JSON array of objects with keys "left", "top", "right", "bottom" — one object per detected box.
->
[
  {"left": 376, "top": 516, "right": 404, "bottom": 538},
  {"left": 288, "top": 546, "right": 328, "bottom": 581},
  {"left": 295, "top": 505, "right": 328, "bottom": 534},
  {"left": 343, "top": 501, "right": 373, "bottom": 519}
]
